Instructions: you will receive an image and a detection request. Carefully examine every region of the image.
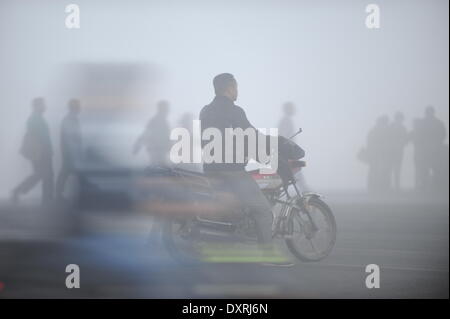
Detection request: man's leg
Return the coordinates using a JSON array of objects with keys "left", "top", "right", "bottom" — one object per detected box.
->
[
  {"left": 40, "top": 158, "right": 54, "bottom": 205},
  {"left": 12, "top": 160, "right": 41, "bottom": 202},
  {"left": 56, "top": 161, "right": 70, "bottom": 199},
  {"left": 222, "top": 171, "right": 273, "bottom": 246},
  {"left": 211, "top": 171, "right": 293, "bottom": 266}
]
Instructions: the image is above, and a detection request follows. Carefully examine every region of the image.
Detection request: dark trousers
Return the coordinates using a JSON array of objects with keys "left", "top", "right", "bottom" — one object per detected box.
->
[
  {"left": 15, "top": 157, "right": 54, "bottom": 204},
  {"left": 56, "top": 158, "right": 75, "bottom": 197},
  {"left": 206, "top": 170, "right": 273, "bottom": 246}
]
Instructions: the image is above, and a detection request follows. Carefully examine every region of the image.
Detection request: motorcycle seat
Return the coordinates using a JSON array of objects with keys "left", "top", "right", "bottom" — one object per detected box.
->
[
  {"left": 172, "top": 167, "right": 206, "bottom": 177},
  {"left": 247, "top": 160, "right": 306, "bottom": 176}
]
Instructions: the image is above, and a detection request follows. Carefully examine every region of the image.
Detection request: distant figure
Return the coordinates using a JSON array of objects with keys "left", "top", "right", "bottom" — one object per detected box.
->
[
  {"left": 176, "top": 112, "right": 202, "bottom": 171},
  {"left": 56, "top": 99, "right": 83, "bottom": 199},
  {"left": 178, "top": 112, "right": 194, "bottom": 137},
  {"left": 11, "top": 97, "right": 54, "bottom": 205},
  {"left": 389, "top": 112, "right": 409, "bottom": 191},
  {"left": 133, "top": 100, "right": 171, "bottom": 166},
  {"left": 277, "top": 102, "right": 309, "bottom": 191},
  {"left": 278, "top": 102, "right": 296, "bottom": 139},
  {"left": 434, "top": 144, "right": 449, "bottom": 193},
  {"left": 365, "top": 115, "right": 392, "bottom": 193},
  {"left": 410, "top": 106, "right": 447, "bottom": 191},
  {"left": 411, "top": 118, "right": 425, "bottom": 190}
]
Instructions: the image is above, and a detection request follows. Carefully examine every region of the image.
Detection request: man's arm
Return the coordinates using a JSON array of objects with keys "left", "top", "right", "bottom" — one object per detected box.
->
[
  {"left": 233, "top": 106, "right": 273, "bottom": 163},
  {"left": 233, "top": 106, "right": 256, "bottom": 130}
]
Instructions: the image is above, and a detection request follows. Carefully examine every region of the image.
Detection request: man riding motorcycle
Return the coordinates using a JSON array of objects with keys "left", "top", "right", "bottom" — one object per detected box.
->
[{"left": 199, "top": 73, "right": 294, "bottom": 266}]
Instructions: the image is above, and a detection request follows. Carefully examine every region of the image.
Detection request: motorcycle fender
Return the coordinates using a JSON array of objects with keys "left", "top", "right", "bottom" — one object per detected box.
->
[{"left": 302, "top": 193, "right": 322, "bottom": 205}]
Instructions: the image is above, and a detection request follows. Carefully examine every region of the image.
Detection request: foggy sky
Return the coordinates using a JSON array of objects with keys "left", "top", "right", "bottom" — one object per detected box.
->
[{"left": 0, "top": 0, "right": 448, "bottom": 196}]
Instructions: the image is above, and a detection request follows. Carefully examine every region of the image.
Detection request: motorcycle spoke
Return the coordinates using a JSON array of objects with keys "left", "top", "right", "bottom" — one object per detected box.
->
[{"left": 308, "top": 239, "right": 318, "bottom": 252}]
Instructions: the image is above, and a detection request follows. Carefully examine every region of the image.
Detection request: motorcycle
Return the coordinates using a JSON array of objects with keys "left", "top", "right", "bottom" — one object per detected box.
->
[{"left": 162, "top": 128, "right": 337, "bottom": 263}]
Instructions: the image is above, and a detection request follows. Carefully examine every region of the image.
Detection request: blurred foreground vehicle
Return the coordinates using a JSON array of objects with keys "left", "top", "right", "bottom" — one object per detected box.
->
[{"left": 70, "top": 130, "right": 337, "bottom": 263}]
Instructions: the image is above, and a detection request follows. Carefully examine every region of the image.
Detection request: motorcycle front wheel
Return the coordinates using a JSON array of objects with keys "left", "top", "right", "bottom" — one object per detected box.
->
[{"left": 285, "top": 197, "right": 337, "bottom": 262}]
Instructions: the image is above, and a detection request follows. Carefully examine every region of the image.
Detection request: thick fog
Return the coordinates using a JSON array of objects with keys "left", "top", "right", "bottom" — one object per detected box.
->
[{"left": 0, "top": 0, "right": 448, "bottom": 196}]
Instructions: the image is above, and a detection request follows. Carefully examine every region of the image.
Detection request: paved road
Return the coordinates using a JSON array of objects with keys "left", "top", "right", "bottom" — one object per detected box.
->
[{"left": 0, "top": 194, "right": 448, "bottom": 298}]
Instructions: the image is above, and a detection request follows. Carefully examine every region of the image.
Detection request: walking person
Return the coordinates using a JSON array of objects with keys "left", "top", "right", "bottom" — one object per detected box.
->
[
  {"left": 56, "top": 99, "right": 83, "bottom": 200},
  {"left": 410, "top": 106, "right": 447, "bottom": 191},
  {"left": 133, "top": 100, "right": 172, "bottom": 166},
  {"left": 11, "top": 97, "right": 54, "bottom": 205},
  {"left": 277, "top": 101, "right": 309, "bottom": 191},
  {"left": 389, "top": 112, "right": 409, "bottom": 191}
]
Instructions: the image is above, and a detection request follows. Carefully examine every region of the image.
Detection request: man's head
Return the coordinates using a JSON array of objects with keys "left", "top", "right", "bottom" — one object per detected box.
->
[
  {"left": 213, "top": 73, "right": 238, "bottom": 101},
  {"left": 68, "top": 98, "right": 81, "bottom": 115},
  {"left": 32, "top": 97, "right": 46, "bottom": 114},
  {"left": 157, "top": 100, "right": 170, "bottom": 117},
  {"left": 283, "top": 102, "right": 296, "bottom": 117},
  {"left": 394, "top": 111, "right": 404, "bottom": 124},
  {"left": 425, "top": 105, "right": 435, "bottom": 119}
]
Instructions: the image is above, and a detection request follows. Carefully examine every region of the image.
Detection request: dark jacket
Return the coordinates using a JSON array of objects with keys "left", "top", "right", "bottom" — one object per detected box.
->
[
  {"left": 20, "top": 112, "right": 52, "bottom": 161},
  {"left": 199, "top": 95, "right": 266, "bottom": 172}
]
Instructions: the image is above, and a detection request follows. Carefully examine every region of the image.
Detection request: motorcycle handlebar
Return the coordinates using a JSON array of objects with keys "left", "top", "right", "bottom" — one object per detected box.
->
[{"left": 288, "top": 128, "right": 302, "bottom": 140}]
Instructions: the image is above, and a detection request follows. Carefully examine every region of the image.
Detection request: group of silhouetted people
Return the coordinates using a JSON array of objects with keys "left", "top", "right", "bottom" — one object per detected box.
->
[
  {"left": 13, "top": 95, "right": 445, "bottom": 205},
  {"left": 360, "top": 106, "right": 448, "bottom": 194},
  {"left": 11, "top": 98, "right": 82, "bottom": 205},
  {"left": 10, "top": 94, "right": 306, "bottom": 207}
]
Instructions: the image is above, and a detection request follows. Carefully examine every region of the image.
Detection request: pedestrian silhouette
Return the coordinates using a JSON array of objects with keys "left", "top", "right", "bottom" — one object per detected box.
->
[
  {"left": 278, "top": 102, "right": 296, "bottom": 140},
  {"left": 410, "top": 106, "right": 447, "bottom": 191},
  {"left": 133, "top": 100, "right": 171, "bottom": 166},
  {"left": 178, "top": 112, "right": 194, "bottom": 136},
  {"left": 388, "top": 112, "right": 409, "bottom": 191},
  {"left": 12, "top": 97, "right": 54, "bottom": 205},
  {"left": 277, "top": 102, "right": 309, "bottom": 191},
  {"left": 364, "top": 115, "right": 392, "bottom": 194},
  {"left": 433, "top": 144, "right": 449, "bottom": 193},
  {"left": 56, "top": 99, "right": 83, "bottom": 199}
]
